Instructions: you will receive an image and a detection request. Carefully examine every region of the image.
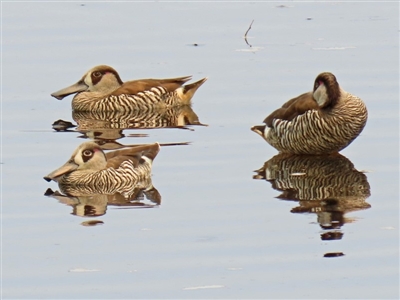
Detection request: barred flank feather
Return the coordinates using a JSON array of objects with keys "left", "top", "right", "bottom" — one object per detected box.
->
[
  {"left": 266, "top": 93, "right": 367, "bottom": 154},
  {"left": 55, "top": 175, "right": 158, "bottom": 204},
  {"left": 58, "top": 159, "right": 153, "bottom": 194},
  {"left": 71, "top": 81, "right": 207, "bottom": 112},
  {"left": 72, "top": 87, "right": 174, "bottom": 112}
]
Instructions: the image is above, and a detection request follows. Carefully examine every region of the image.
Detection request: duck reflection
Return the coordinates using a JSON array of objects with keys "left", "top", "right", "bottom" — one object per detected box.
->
[
  {"left": 74, "top": 105, "right": 205, "bottom": 129},
  {"left": 44, "top": 141, "right": 161, "bottom": 220},
  {"left": 44, "top": 179, "right": 160, "bottom": 218},
  {"left": 51, "top": 105, "right": 206, "bottom": 134},
  {"left": 254, "top": 153, "right": 371, "bottom": 256}
]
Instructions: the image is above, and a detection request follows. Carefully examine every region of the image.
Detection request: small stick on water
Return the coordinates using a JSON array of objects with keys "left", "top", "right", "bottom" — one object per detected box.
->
[
  {"left": 244, "top": 20, "right": 254, "bottom": 47},
  {"left": 159, "top": 142, "right": 190, "bottom": 147}
]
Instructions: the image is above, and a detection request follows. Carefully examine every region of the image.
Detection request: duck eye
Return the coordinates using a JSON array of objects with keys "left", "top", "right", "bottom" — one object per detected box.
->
[
  {"left": 93, "top": 71, "right": 102, "bottom": 78},
  {"left": 83, "top": 149, "right": 93, "bottom": 157}
]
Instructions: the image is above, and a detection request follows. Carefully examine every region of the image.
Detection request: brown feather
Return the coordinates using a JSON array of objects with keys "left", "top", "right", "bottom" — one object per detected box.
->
[
  {"left": 264, "top": 92, "right": 319, "bottom": 127},
  {"left": 106, "top": 155, "right": 141, "bottom": 169},
  {"left": 179, "top": 77, "right": 208, "bottom": 105},
  {"left": 105, "top": 143, "right": 160, "bottom": 169},
  {"left": 110, "top": 76, "right": 192, "bottom": 96}
]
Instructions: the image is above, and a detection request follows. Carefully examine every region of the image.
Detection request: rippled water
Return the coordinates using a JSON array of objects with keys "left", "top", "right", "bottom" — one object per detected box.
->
[{"left": 2, "top": 2, "right": 399, "bottom": 299}]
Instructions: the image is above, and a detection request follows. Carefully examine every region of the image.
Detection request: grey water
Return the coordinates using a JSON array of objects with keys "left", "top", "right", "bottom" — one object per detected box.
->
[{"left": 2, "top": 2, "right": 399, "bottom": 299}]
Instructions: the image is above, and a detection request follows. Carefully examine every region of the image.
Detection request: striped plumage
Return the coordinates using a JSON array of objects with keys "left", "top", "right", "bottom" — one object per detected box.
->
[
  {"left": 51, "top": 65, "right": 207, "bottom": 112},
  {"left": 58, "top": 176, "right": 159, "bottom": 203},
  {"left": 44, "top": 142, "right": 160, "bottom": 195},
  {"left": 251, "top": 72, "right": 368, "bottom": 155}
]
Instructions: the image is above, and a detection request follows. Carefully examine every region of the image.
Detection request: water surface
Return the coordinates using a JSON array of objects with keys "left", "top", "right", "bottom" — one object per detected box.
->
[{"left": 2, "top": 2, "right": 399, "bottom": 299}]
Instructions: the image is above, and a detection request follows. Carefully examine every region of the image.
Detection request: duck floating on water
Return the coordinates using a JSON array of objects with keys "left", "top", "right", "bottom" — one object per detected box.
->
[
  {"left": 251, "top": 72, "right": 368, "bottom": 155},
  {"left": 44, "top": 142, "right": 160, "bottom": 195},
  {"left": 51, "top": 65, "right": 207, "bottom": 112}
]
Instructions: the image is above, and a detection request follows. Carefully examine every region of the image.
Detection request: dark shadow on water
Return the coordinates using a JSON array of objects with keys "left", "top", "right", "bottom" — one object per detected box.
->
[{"left": 253, "top": 153, "right": 371, "bottom": 257}]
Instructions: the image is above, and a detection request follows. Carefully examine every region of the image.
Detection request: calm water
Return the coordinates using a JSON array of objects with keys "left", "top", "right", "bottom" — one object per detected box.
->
[{"left": 2, "top": 2, "right": 399, "bottom": 299}]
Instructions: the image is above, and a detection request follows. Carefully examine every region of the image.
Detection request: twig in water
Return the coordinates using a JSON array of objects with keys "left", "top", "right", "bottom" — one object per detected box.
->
[
  {"left": 159, "top": 142, "right": 191, "bottom": 147},
  {"left": 244, "top": 20, "right": 254, "bottom": 47}
]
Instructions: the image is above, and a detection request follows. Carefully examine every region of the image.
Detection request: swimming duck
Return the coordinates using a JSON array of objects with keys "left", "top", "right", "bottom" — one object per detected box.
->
[
  {"left": 44, "top": 142, "right": 160, "bottom": 194},
  {"left": 251, "top": 72, "right": 368, "bottom": 154},
  {"left": 51, "top": 65, "right": 207, "bottom": 112}
]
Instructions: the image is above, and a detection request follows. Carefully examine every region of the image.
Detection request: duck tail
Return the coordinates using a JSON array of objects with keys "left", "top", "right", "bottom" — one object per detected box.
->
[
  {"left": 251, "top": 125, "right": 267, "bottom": 137},
  {"left": 144, "top": 187, "right": 162, "bottom": 205},
  {"left": 141, "top": 143, "right": 160, "bottom": 162},
  {"left": 178, "top": 77, "right": 208, "bottom": 105}
]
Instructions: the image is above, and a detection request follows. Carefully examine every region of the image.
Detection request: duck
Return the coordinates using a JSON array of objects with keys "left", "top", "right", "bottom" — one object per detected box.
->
[
  {"left": 251, "top": 72, "right": 368, "bottom": 155},
  {"left": 44, "top": 142, "right": 160, "bottom": 194},
  {"left": 51, "top": 65, "right": 207, "bottom": 112}
]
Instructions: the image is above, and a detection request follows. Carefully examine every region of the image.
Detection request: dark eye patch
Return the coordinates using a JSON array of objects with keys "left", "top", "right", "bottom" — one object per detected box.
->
[
  {"left": 82, "top": 149, "right": 94, "bottom": 162},
  {"left": 91, "top": 71, "right": 103, "bottom": 85}
]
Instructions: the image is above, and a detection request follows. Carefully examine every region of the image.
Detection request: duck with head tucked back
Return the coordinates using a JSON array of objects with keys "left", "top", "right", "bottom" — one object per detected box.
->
[
  {"left": 251, "top": 72, "right": 368, "bottom": 155},
  {"left": 44, "top": 142, "right": 160, "bottom": 195},
  {"left": 51, "top": 65, "right": 207, "bottom": 112}
]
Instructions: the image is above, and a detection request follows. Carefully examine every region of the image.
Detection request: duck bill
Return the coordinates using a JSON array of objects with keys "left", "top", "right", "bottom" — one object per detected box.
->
[
  {"left": 44, "top": 161, "right": 78, "bottom": 182},
  {"left": 51, "top": 80, "right": 88, "bottom": 100}
]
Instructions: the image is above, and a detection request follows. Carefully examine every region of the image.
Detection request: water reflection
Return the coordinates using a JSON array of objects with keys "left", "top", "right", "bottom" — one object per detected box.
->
[
  {"left": 51, "top": 119, "right": 76, "bottom": 132},
  {"left": 45, "top": 178, "right": 160, "bottom": 217},
  {"left": 51, "top": 105, "right": 206, "bottom": 133},
  {"left": 253, "top": 153, "right": 371, "bottom": 257}
]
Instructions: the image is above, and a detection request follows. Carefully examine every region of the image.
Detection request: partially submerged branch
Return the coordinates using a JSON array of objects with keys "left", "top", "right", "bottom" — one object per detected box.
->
[{"left": 244, "top": 20, "right": 254, "bottom": 47}]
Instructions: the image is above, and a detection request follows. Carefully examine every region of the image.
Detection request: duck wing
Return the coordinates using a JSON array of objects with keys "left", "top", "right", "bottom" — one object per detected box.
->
[
  {"left": 111, "top": 76, "right": 193, "bottom": 96},
  {"left": 105, "top": 143, "right": 160, "bottom": 169},
  {"left": 264, "top": 92, "right": 319, "bottom": 127}
]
